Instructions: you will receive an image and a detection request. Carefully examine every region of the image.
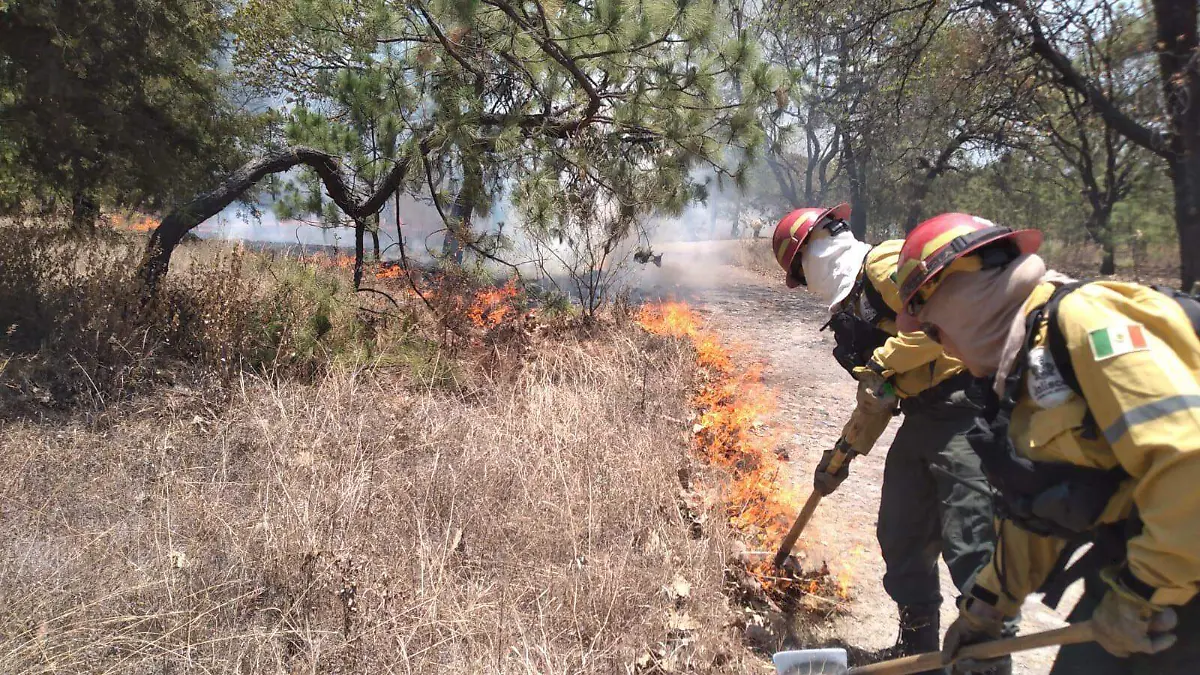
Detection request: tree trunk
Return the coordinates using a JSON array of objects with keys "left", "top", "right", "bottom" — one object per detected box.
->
[
  {"left": 1152, "top": 0, "right": 1200, "bottom": 291},
  {"left": 441, "top": 194, "right": 471, "bottom": 264},
  {"left": 1094, "top": 206, "right": 1116, "bottom": 275},
  {"left": 730, "top": 192, "right": 742, "bottom": 238},
  {"left": 353, "top": 218, "right": 366, "bottom": 289},
  {"left": 904, "top": 132, "right": 971, "bottom": 233},
  {"left": 1171, "top": 158, "right": 1200, "bottom": 292},
  {"left": 843, "top": 135, "right": 868, "bottom": 240},
  {"left": 71, "top": 190, "right": 98, "bottom": 232},
  {"left": 371, "top": 218, "right": 381, "bottom": 262},
  {"left": 1100, "top": 242, "right": 1116, "bottom": 276},
  {"left": 394, "top": 191, "right": 404, "bottom": 250},
  {"left": 766, "top": 155, "right": 802, "bottom": 208},
  {"left": 901, "top": 186, "right": 932, "bottom": 234},
  {"left": 139, "top": 146, "right": 413, "bottom": 292}
]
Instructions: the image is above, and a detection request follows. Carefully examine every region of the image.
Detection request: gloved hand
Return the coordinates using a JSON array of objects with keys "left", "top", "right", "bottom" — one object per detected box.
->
[
  {"left": 1092, "top": 568, "right": 1179, "bottom": 657},
  {"left": 812, "top": 445, "right": 854, "bottom": 496},
  {"left": 852, "top": 365, "right": 897, "bottom": 409},
  {"left": 943, "top": 595, "right": 1007, "bottom": 674}
]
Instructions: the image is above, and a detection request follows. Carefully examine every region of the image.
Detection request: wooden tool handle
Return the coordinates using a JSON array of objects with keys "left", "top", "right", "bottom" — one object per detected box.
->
[
  {"left": 849, "top": 622, "right": 1095, "bottom": 675},
  {"left": 772, "top": 439, "right": 858, "bottom": 569},
  {"left": 773, "top": 490, "right": 823, "bottom": 568}
]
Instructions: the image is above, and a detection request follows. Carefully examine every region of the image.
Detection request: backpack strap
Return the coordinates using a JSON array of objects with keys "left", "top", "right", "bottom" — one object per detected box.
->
[
  {"left": 862, "top": 275, "right": 898, "bottom": 325},
  {"left": 1042, "top": 281, "right": 1091, "bottom": 396},
  {"left": 1151, "top": 284, "right": 1200, "bottom": 334}
]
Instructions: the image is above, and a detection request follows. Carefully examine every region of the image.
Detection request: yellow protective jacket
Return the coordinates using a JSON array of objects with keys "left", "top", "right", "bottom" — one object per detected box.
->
[
  {"left": 975, "top": 281, "right": 1200, "bottom": 614},
  {"left": 850, "top": 240, "right": 965, "bottom": 397}
]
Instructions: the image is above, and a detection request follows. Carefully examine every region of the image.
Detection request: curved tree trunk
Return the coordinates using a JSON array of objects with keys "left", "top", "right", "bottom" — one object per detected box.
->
[
  {"left": 903, "top": 132, "right": 971, "bottom": 233},
  {"left": 766, "top": 154, "right": 802, "bottom": 208},
  {"left": 140, "top": 146, "right": 414, "bottom": 292}
]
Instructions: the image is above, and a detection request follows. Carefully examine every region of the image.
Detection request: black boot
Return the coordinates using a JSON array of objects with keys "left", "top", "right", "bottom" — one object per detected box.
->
[
  {"left": 894, "top": 603, "right": 944, "bottom": 674},
  {"left": 898, "top": 602, "right": 941, "bottom": 653}
]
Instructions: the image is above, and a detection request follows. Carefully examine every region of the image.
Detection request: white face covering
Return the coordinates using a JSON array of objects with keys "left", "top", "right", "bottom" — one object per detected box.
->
[
  {"left": 917, "top": 254, "right": 1049, "bottom": 376},
  {"left": 800, "top": 229, "right": 873, "bottom": 312}
]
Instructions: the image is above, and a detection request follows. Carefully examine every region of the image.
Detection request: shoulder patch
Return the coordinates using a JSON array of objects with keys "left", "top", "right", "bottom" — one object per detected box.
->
[
  {"left": 1027, "top": 347, "right": 1073, "bottom": 408},
  {"left": 1087, "top": 324, "right": 1148, "bottom": 361}
]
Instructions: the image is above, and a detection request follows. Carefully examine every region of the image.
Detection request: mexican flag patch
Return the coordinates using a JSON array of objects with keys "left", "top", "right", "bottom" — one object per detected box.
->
[{"left": 1088, "top": 324, "right": 1148, "bottom": 361}]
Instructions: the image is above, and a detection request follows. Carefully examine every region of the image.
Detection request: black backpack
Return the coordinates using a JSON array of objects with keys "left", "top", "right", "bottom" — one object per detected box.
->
[
  {"left": 965, "top": 281, "right": 1200, "bottom": 607},
  {"left": 1041, "top": 282, "right": 1200, "bottom": 396}
]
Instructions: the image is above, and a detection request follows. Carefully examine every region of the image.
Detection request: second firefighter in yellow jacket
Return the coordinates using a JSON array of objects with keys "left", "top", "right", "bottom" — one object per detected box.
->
[
  {"left": 772, "top": 204, "right": 1005, "bottom": 672},
  {"left": 896, "top": 212, "right": 1200, "bottom": 673}
]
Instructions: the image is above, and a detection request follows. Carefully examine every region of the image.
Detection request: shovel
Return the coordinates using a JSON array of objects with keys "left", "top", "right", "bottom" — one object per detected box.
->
[{"left": 773, "top": 621, "right": 1094, "bottom": 675}]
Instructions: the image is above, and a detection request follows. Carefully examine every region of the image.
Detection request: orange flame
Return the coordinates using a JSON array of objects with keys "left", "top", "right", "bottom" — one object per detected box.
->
[
  {"left": 467, "top": 279, "right": 520, "bottom": 329},
  {"left": 375, "top": 264, "right": 409, "bottom": 280},
  {"left": 111, "top": 213, "right": 161, "bottom": 232},
  {"left": 639, "top": 301, "right": 849, "bottom": 601},
  {"left": 299, "top": 253, "right": 357, "bottom": 271},
  {"left": 298, "top": 252, "right": 527, "bottom": 334}
]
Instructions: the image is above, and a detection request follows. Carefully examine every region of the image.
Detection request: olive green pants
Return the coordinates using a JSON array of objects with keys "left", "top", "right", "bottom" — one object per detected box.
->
[
  {"left": 1050, "top": 577, "right": 1200, "bottom": 674},
  {"left": 877, "top": 401, "right": 998, "bottom": 607}
]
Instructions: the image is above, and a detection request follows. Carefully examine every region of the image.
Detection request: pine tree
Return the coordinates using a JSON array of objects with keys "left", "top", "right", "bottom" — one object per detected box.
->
[
  {"left": 141, "top": 0, "right": 776, "bottom": 287},
  {"left": 0, "top": 0, "right": 252, "bottom": 228}
]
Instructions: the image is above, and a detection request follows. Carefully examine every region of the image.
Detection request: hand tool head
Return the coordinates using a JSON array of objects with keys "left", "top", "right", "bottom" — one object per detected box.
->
[{"left": 773, "top": 648, "right": 848, "bottom": 675}]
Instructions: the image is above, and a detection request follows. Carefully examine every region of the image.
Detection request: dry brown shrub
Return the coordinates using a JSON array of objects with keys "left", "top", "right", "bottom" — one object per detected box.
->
[
  {"left": 729, "top": 240, "right": 778, "bottom": 278},
  {"left": 0, "top": 322, "right": 756, "bottom": 674},
  {"left": 0, "top": 229, "right": 409, "bottom": 411}
]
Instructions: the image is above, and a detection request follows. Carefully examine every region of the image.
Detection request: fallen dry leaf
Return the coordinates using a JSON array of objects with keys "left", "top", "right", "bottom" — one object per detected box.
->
[
  {"left": 666, "top": 610, "right": 698, "bottom": 633},
  {"left": 666, "top": 574, "right": 692, "bottom": 601}
]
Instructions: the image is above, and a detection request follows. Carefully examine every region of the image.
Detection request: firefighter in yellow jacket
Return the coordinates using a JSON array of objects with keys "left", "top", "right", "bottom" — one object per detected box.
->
[
  {"left": 895, "top": 212, "right": 1200, "bottom": 673},
  {"left": 772, "top": 205, "right": 1003, "bottom": 671}
]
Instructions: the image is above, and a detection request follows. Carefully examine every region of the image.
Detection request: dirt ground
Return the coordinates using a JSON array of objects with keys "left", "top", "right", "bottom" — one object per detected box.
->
[{"left": 633, "top": 239, "right": 1081, "bottom": 674}]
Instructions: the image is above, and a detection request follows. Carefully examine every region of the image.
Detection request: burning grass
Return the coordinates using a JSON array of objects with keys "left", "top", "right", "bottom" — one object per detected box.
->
[
  {"left": 0, "top": 307, "right": 767, "bottom": 673},
  {"left": 638, "top": 302, "right": 849, "bottom": 609},
  {"left": 108, "top": 212, "right": 161, "bottom": 232}
]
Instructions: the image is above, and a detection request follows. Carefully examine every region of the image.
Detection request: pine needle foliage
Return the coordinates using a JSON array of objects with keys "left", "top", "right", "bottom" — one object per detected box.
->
[{"left": 233, "top": 0, "right": 776, "bottom": 252}]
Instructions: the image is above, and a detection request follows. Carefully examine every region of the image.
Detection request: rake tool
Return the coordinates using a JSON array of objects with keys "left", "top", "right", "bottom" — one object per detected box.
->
[
  {"left": 773, "top": 621, "right": 1094, "bottom": 675},
  {"left": 773, "top": 402, "right": 893, "bottom": 568}
]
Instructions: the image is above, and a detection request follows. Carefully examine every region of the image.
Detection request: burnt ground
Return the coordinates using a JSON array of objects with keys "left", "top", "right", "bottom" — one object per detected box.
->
[{"left": 633, "top": 239, "right": 1079, "bottom": 674}]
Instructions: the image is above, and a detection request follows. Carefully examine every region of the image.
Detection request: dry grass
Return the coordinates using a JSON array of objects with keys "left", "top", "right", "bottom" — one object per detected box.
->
[
  {"left": 0, "top": 228, "right": 781, "bottom": 673},
  {"left": 0, "top": 319, "right": 762, "bottom": 673},
  {"left": 0, "top": 230, "right": 407, "bottom": 412},
  {"left": 728, "top": 240, "right": 777, "bottom": 278},
  {"left": 1039, "top": 238, "right": 1181, "bottom": 287}
]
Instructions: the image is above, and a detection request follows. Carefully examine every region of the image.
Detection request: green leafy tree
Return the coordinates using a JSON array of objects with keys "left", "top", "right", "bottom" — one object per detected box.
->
[
  {"left": 139, "top": 0, "right": 772, "bottom": 290},
  {"left": 1025, "top": 5, "right": 1158, "bottom": 274},
  {"left": 0, "top": 0, "right": 253, "bottom": 228},
  {"left": 982, "top": 0, "right": 1200, "bottom": 290},
  {"left": 274, "top": 67, "right": 407, "bottom": 286}
]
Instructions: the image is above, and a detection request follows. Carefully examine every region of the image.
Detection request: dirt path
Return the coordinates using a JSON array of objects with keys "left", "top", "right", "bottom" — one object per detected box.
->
[{"left": 635, "top": 240, "right": 1076, "bottom": 674}]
